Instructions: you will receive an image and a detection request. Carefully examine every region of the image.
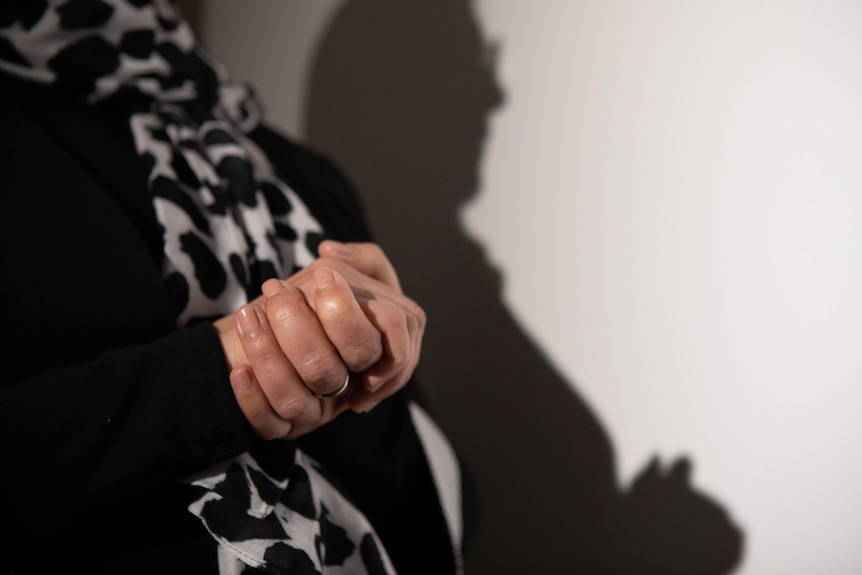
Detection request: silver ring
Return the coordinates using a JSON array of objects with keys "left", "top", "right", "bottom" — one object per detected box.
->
[{"left": 313, "top": 373, "right": 352, "bottom": 399}]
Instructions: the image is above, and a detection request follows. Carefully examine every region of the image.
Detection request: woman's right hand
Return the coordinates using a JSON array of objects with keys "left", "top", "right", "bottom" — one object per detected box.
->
[{"left": 214, "top": 242, "right": 426, "bottom": 440}]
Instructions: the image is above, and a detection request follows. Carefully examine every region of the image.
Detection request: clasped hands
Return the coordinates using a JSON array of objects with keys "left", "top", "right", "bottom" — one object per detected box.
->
[{"left": 214, "top": 241, "right": 426, "bottom": 440}]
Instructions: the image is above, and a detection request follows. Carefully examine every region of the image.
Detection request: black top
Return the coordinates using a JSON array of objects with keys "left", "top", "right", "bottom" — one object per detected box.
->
[{"left": 0, "top": 74, "right": 455, "bottom": 574}]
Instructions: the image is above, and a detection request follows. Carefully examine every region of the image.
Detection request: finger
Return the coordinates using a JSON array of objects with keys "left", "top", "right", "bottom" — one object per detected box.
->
[
  {"left": 350, "top": 318, "right": 422, "bottom": 413},
  {"left": 349, "top": 361, "right": 412, "bottom": 414},
  {"left": 313, "top": 267, "right": 383, "bottom": 373},
  {"left": 235, "top": 303, "right": 319, "bottom": 423},
  {"left": 318, "top": 240, "right": 402, "bottom": 292},
  {"left": 261, "top": 279, "right": 352, "bottom": 398},
  {"left": 229, "top": 365, "right": 293, "bottom": 440},
  {"left": 348, "top": 299, "right": 417, "bottom": 413},
  {"left": 359, "top": 298, "right": 410, "bottom": 393}
]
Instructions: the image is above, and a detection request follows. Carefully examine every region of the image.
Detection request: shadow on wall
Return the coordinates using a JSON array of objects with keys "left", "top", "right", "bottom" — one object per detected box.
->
[{"left": 304, "top": 1, "right": 744, "bottom": 572}]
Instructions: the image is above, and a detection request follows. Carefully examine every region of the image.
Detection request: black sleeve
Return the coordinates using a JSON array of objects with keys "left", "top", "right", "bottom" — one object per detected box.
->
[
  {"left": 0, "top": 75, "right": 253, "bottom": 532},
  {"left": 0, "top": 324, "right": 252, "bottom": 528}
]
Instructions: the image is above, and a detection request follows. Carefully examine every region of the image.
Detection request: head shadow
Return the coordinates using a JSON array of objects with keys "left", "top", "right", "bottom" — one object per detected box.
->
[{"left": 303, "top": 0, "right": 744, "bottom": 572}]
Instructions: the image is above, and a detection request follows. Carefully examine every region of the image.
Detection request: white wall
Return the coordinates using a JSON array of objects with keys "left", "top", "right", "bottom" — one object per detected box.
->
[
  {"left": 467, "top": 2, "right": 862, "bottom": 574},
  {"left": 198, "top": 2, "right": 862, "bottom": 573},
  {"left": 195, "top": 0, "right": 344, "bottom": 138}
]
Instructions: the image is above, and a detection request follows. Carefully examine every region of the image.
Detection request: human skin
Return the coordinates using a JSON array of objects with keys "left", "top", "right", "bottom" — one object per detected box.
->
[{"left": 213, "top": 241, "right": 426, "bottom": 440}]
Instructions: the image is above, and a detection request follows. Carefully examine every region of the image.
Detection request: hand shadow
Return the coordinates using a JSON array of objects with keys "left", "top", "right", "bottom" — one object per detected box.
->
[{"left": 303, "top": 0, "right": 744, "bottom": 572}]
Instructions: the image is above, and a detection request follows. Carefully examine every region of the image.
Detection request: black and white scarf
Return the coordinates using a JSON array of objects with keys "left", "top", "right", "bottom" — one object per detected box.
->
[{"left": 0, "top": 2, "right": 463, "bottom": 573}]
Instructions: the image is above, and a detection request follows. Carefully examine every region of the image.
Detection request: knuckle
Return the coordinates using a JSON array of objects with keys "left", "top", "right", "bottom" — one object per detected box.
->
[
  {"left": 407, "top": 297, "right": 427, "bottom": 326},
  {"left": 267, "top": 288, "right": 307, "bottom": 325},
  {"left": 343, "top": 339, "right": 383, "bottom": 371},
  {"left": 274, "top": 393, "right": 311, "bottom": 421},
  {"left": 239, "top": 326, "right": 264, "bottom": 348},
  {"left": 255, "top": 420, "right": 283, "bottom": 441},
  {"left": 299, "top": 352, "right": 343, "bottom": 390},
  {"left": 406, "top": 311, "right": 423, "bottom": 336},
  {"left": 366, "top": 242, "right": 384, "bottom": 258},
  {"left": 405, "top": 304, "right": 427, "bottom": 334},
  {"left": 317, "top": 294, "right": 347, "bottom": 316},
  {"left": 244, "top": 333, "right": 279, "bottom": 363}
]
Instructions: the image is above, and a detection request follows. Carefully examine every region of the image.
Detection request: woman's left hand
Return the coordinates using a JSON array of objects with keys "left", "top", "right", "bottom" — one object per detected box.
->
[{"left": 227, "top": 242, "right": 425, "bottom": 440}]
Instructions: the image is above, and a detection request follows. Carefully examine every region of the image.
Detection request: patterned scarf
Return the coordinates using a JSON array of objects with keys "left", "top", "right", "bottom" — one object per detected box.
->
[
  {"left": 0, "top": 2, "right": 465, "bottom": 573},
  {"left": 3, "top": 0, "right": 322, "bottom": 325}
]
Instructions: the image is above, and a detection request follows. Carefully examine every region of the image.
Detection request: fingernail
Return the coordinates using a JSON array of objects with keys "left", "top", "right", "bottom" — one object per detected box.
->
[
  {"left": 313, "top": 267, "right": 336, "bottom": 289},
  {"left": 237, "top": 305, "right": 260, "bottom": 335},
  {"left": 322, "top": 240, "right": 353, "bottom": 256},
  {"left": 262, "top": 278, "right": 283, "bottom": 298},
  {"left": 234, "top": 368, "right": 253, "bottom": 391},
  {"left": 364, "top": 374, "right": 385, "bottom": 394}
]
